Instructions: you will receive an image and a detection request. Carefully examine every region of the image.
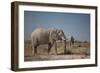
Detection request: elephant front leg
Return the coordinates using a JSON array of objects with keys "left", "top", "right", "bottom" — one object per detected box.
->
[
  {"left": 48, "top": 43, "right": 52, "bottom": 55},
  {"left": 54, "top": 42, "right": 57, "bottom": 55}
]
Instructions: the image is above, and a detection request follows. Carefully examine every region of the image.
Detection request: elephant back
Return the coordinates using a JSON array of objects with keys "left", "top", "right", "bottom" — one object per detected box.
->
[{"left": 31, "top": 28, "right": 50, "bottom": 44}]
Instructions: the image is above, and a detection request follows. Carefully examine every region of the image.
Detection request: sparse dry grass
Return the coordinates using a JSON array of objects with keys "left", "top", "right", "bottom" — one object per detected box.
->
[{"left": 24, "top": 40, "right": 90, "bottom": 61}]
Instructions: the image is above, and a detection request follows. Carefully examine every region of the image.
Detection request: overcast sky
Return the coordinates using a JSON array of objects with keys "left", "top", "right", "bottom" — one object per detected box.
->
[{"left": 24, "top": 11, "right": 90, "bottom": 41}]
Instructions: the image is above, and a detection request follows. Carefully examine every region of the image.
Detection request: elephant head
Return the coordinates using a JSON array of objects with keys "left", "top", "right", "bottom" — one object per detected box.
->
[
  {"left": 56, "top": 29, "right": 66, "bottom": 41},
  {"left": 49, "top": 29, "right": 66, "bottom": 41}
]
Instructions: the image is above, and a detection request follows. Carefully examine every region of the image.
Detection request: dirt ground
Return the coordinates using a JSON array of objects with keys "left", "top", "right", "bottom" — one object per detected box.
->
[{"left": 24, "top": 40, "right": 90, "bottom": 61}]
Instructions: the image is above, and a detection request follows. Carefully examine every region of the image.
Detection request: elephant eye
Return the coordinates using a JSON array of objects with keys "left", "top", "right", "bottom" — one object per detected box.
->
[
  {"left": 59, "top": 31, "right": 62, "bottom": 35},
  {"left": 58, "top": 31, "right": 60, "bottom": 34}
]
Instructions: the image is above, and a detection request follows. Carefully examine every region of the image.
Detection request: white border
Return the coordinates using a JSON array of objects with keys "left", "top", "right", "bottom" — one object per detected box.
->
[{"left": 18, "top": 5, "right": 96, "bottom": 68}]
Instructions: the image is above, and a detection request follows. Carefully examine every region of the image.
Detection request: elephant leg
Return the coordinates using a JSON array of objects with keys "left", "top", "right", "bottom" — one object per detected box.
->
[
  {"left": 31, "top": 38, "right": 39, "bottom": 56},
  {"left": 32, "top": 47, "right": 35, "bottom": 56},
  {"left": 31, "top": 38, "right": 35, "bottom": 55},
  {"left": 54, "top": 41, "right": 57, "bottom": 55},
  {"left": 34, "top": 45, "right": 38, "bottom": 55},
  {"left": 32, "top": 45, "right": 37, "bottom": 56},
  {"left": 48, "top": 43, "right": 52, "bottom": 54}
]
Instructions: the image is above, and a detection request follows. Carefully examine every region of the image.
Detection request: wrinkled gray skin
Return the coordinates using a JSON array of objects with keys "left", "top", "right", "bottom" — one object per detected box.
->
[{"left": 31, "top": 28, "right": 66, "bottom": 55}]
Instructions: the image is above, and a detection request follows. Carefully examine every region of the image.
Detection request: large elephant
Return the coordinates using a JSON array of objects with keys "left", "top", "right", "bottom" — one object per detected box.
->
[{"left": 31, "top": 28, "right": 66, "bottom": 55}]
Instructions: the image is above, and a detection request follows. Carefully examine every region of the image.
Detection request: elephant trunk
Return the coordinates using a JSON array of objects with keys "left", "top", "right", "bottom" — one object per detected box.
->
[{"left": 61, "top": 32, "right": 66, "bottom": 49}]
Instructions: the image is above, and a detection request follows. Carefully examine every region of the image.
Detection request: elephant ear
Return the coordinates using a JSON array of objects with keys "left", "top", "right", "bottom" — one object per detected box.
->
[{"left": 49, "top": 29, "right": 58, "bottom": 42}]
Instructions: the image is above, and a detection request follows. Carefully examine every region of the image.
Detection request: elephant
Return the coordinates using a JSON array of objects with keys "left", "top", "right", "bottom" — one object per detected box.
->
[{"left": 31, "top": 28, "right": 66, "bottom": 55}]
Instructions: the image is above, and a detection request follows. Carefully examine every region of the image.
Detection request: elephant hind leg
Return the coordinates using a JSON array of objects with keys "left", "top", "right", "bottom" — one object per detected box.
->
[
  {"left": 32, "top": 44, "right": 38, "bottom": 56},
  {"left": 31, "top": 38, "right": 38, "bottom": 56},
  {"left": 32, "top": 46, "right": 37, "bottom": 56}
]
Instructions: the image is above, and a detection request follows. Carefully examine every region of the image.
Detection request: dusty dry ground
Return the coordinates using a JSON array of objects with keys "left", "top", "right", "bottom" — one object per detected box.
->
[{"left": 24, "top": 40, "right": 90, "bottom": 61}]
